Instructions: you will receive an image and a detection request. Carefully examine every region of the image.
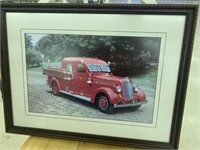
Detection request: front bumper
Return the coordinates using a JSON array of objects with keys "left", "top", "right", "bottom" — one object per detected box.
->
[{"left": 114, "top": 100, "right": 148, "bottom": 108}]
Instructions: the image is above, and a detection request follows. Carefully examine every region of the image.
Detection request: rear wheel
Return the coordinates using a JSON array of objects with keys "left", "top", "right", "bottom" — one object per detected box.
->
[
  {"left": 96, "top": 94, "right": 114, "bottom": 114},
  {"left": 52, "top": 82, "right": 59, "bottom": 96}
]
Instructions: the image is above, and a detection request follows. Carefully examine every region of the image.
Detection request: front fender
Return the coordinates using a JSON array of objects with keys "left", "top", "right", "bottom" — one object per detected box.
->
[
  {"left": 91, "top": 87, "right": 118, "bottom": 104},
  {"left": 134, "top": 89, "right": 146, "bottom": 102}
]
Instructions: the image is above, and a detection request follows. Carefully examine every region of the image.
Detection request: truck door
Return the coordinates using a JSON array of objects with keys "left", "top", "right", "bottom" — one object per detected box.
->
[
  {"left": 74, "top": 63, "right": 92, "bottom": 99},
  {"left": 62, "top": 63, "right": 74, "bottom": 93}
]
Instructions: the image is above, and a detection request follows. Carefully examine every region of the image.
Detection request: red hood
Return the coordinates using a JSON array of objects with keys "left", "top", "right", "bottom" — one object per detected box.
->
[{"left": 91, "top": 73, "right": 126, "bottom": 84}]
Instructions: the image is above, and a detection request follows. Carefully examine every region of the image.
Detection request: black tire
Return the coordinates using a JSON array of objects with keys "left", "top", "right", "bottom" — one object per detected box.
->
[
  {"left": 96, "top": 93, "right": 114, "bottom": 114},
  {"left": 132, "top": 105, "right": 141, "bottom": 111},
  {"left": 52, "top": 82, "right": 59, "bottom": 96}
]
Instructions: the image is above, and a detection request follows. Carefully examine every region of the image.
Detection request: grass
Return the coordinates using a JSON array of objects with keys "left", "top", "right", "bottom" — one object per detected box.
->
[{"left": 130, "top": 70, "right": 158, "bottom": 88}]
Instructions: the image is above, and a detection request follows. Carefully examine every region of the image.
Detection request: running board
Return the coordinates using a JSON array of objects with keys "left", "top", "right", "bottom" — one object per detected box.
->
[{"left": 60, "top": 90, "right": 91, "bottom": 102}]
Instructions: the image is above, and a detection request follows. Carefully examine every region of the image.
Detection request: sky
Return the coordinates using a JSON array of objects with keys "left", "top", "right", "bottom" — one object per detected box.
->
[{"left": 27, "top": 33, "right": 47, "bottom": 46}]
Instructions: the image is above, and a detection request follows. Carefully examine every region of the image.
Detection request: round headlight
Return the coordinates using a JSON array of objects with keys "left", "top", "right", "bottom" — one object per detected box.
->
[{"left": 116, "top": 86, "right": 122, "bottom": 93}]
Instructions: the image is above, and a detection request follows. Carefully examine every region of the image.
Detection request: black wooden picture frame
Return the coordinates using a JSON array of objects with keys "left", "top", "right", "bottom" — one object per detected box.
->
[{"left": 1, "top": 3, "right": 198, "bottom": 149}]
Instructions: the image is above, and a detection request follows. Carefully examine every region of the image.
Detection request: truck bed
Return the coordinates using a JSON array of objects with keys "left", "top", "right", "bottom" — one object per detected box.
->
[{"left": 43, "top": 68, "right": 66, "bottom": 79}]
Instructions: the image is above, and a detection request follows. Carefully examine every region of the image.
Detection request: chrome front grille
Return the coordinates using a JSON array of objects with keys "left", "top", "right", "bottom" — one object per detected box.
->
[{"left": 123, "top": 81, "right": 134, "bottom": 100}]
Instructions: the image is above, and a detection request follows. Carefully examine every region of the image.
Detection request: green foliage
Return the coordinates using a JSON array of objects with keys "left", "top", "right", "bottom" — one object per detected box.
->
[
  {"left": 25, "top": 34, "right": 33, "bottom": 50},
  {"left": 25, "top": 34, "right": 43, "bottom": 67},
  {"left": 26, "top": 48, "right": 43, "bottom": 67},
  {"left": 35, "top": 34, "right": 161, "bottom": 76}
]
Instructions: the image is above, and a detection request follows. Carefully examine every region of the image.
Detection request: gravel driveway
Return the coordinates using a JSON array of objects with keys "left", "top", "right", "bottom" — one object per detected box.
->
[{"left": 27, "top": 71, "right": 155, "bottom": 124}]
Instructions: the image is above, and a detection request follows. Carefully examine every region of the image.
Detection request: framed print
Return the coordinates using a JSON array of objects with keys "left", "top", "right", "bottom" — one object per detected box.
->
[{"left": 1, "top": 3, "right": 198, "bottom": 149}]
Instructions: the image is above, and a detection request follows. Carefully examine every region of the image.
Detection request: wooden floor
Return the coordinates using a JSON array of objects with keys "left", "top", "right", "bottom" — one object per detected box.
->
[{"left": 21, "top": 136, "right": 141, "bottom": 150}]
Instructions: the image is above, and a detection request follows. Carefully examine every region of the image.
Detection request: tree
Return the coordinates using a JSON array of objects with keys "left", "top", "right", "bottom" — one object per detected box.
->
[
  {"left": 25, "top": 34, "right": 43, "bottom": 67},
  {"left": 35, "top": 34, "right": 161, "bottom": 76},
  {"left": 25, "top": 34, "right": 33, "bottom": 50},
  {"left": 26, "top": 48, "right": 43, "bottom": 67}
]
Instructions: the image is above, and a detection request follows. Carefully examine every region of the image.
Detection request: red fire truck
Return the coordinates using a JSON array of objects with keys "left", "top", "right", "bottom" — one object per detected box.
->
[{"left": 43, "top": 57, "right": 148, "bottom": 113}]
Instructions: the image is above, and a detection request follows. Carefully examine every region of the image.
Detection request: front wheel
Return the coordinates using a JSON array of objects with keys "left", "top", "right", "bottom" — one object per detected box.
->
[
  {"left": 96, "top": 94, "right": 114, "bottom": 114},
  {"left": 52, "top": 82, "right": 59, "bottom": 96}
]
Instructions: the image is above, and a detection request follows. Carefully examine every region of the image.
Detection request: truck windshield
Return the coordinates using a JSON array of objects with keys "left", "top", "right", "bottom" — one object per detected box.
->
[
  {"left": 87, "top": 64, "right": 111, "bottom": 72},
  {"left": 87, "top": 64, "right": 101, "bottom": 72},
  {"left": 100, "top": 64, "right": 111, "bottom": 72}
]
